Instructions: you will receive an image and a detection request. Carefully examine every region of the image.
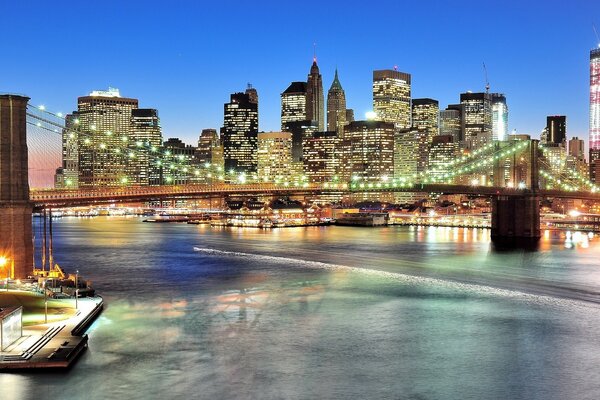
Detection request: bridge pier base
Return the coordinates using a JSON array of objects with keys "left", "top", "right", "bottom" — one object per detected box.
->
[
  {"left": 491, "top": 195, "right": 540, "bottom": 243},
  {"left": 0, "top": 94, "right": 33, "bottom": 279}
]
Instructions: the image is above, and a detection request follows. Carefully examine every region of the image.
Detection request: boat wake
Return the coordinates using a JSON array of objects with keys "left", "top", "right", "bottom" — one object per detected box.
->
[{"left": 193, "top": 246, "right": 596, "bottom": 310}]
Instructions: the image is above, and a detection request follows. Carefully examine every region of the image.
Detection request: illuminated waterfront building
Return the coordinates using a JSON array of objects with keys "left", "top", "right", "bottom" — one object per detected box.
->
[
  {"left": 327, "top": 69, "right": 347, "bottom": 136},
  {"left": 303, "top": 131, "right": 341, "bottom": 183},
  {"left": 345, "top": 120, "right": 394, "bottom": 181},
  {"left": 373, "top": 69, "right": 412, "bottom": 129},
  {"left": 440, "top": 107, "right": 463, "bottom": 144},
  {"left": 130, "top": 108, "right": 162, "bottom": 186},
  {"left": 281, "top": 82, "right": 307, "bottom": 129},
  {"left": 590, "top": 48, "right": 600, "bottom": 182},
  {"left": 491, "top": 93, "right": 508, "bottom": 141},
  {"left": 66, "top": 88, "right": 139, "bottom": 188},
  {"left": 460, "top": 91, "right": 492, "bottom": 150},
  {"left": 222, "top": 88, "right": 259, "bottom": 174},
  {"left": 546, "top": 116, "right": 566, "bottom": 146},
  {"left": 306, "top": 58, "right": 325, "bottom": 131},
  {"left": 257, "top": 131, "right": 292, "bottom": 180},
  {"left": 412, "top": 98, "right": 439, "bottom": 144},
  {"left": 429, "top": 135, "right": 457, "bottom": 179}
]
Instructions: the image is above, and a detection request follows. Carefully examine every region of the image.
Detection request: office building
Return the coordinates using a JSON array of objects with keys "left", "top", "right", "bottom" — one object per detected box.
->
[
  {"left": 491, "top": 93, "right": 508, "bottom": 141},
  {"left": 303, "top": 131, "right": 341, "bottom": 183},
  {"left": 281, "top": 82, "right": 307, "bottom": 129},
  {"left": 373, "top": 69, "right": 411, "bottom": 129},
  {"left": 429, "top": 135, "right": 458, "bottom": 179},
  {"left": 306, "top": 58, "right": 325, "bottom": 131},
  {"left": 221, "top": 88, "right": 259, "bottom": 174},
  {"left": 257, "top": 131, "right": 292, "bottom": 179},
  {"left": 412, "top": 98, "right": 439, "bottom": 144},
  {"left": 345, "top": 120, "right": 395, "bottom": 181},
  {"left": 130, "top": 108, "right": 162, "bottom": 186},
  {"left": 460, "top": 91, "right": 492, "bottom": 150},
  {"left": 440, "top": 107, "right": 463, "bottom": 144},
  {"left": 590, "top": 48, "right": 600, "bottom": 182},
  {"left": 546, "top": 116, "right": 566, "bottom": 146},
  {"left": 327, "top": 69, "right": 347, "bottom": 136}
]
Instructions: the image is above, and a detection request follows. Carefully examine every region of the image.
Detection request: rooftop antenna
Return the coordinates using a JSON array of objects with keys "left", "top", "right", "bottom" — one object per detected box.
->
[
  {"left": 313, "top": 42, "right": 317, "bottom": 62},
  {"left": 594, "top": 23, "right": 600, "bottom": 47},
  {"left": 483, "top": 62, "right": 490, "bottom": 93}
]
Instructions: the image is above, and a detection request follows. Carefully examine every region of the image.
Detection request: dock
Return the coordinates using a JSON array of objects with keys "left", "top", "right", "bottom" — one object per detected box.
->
[{"left": 0, "top": 296, "right": 103, "bottom": 370}]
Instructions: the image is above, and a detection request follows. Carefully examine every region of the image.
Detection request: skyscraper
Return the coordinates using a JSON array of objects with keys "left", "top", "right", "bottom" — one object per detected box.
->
[
  {"left": 69, "top": 88, "right": 139, "bottom": 187},
  {"left": 130, "top": 108, "right": 162, "bottom": 186},
  {"left": 345, "top": 120, "right": 395, "bottom": 181},
  {"left": 411, "top": 98, "right": 439, "bottom": 143},
  {"left": 306, "top": 58, "right": 325, "bottom": 131},
  {"left": 569, "top": 137, "right": 585, "bottom": 160},
  {"left": 460, "top": 91, "right": 492, "bottom": 150},
  {"left": 440, "top": 107, "right": 463, "bottom": 144},
  {"left": 221, "top": 88, "right": 259, "bottom": 174},
  {"left": 327, "top": 69, "right": 347, "bottom": 136},
  {"left": 491, "top": 93, "right": 508, "bottom": 141},
  {"left": 373, "top": 69, "right": 411, "bottom": 129},
  {"left": 590, "top": 48, "right": 600, "bottom": 182},
  {"left": 303, "top": 131, "right": 341, "bottom": 183},
  {"left": 281, "top": 82, "right": 307, "bottom": 129},
  {"left": 546, "top": 115, "right": 566, "bottom": 146},
  {"left": 257, "top": 132, "right": 292, "bottom": 179}
]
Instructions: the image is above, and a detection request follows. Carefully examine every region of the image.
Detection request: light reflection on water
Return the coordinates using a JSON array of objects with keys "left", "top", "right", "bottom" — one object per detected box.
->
[{"left": 3, "top": 217, "right": 600, "bottom": 400}]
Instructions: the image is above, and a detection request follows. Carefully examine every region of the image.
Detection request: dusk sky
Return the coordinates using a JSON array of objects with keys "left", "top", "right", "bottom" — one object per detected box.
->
[{"left": 3, "top": 0, "right": 600, "bottom": 145}]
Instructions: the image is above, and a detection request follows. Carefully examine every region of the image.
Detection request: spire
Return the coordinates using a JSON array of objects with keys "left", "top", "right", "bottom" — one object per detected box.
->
[{"left": 329, "top": 68, "right": 343, "bottom": 91}]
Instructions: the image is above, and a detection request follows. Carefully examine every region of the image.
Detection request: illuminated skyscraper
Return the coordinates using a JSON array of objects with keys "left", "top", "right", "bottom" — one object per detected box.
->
[
  {"left": 281, "top": 82, "right": 307, "bottom": 129},
  {"left": 71, "top": 88, "right": 139, "bottom": 187},
  {"left": 429, "top": 135, "right": 458, "bottom": 179},
  {"left": 257, "top": 132, "right": 292, "bottom": 179},
  {"left": 546, "top": 115, "right": 566, "bottom": 146},
  {"left": 440, "top": 107, "right": 463, "bottom": 144},
  {"left": 373, "top": 69, "right": 411, "bottom": 129},
  {"left": 303, "top": 131, "right": 341, "bottom": 183},
  {"left": 491, "top": 93, "right": 508, "bottom": 141},
  {"left": 460, "top": 92, "right": 492, "bottom": 150},
  {"left": 130, "top": 108, "right": 162, "bottom": 186},
  {"left": 306, "top": 58, "right": 325, "bottom": 131},
  {"left": 411, "top": 98, "right": 439, "bottom": 144},
  {"left": 196, "top": 128, "right": 223, "bottom": 180},
  {"left": 345, "top": 120, "right": 395, "bottom": 181},
  {"left": 327, "top": 69, "right": 347, "bottom": 136},
  {"left": 590, "top": 48, "right": 600, "bottom": 182},
  {"left": 222, "top": 88, "right": 259, "bottom": 174}
]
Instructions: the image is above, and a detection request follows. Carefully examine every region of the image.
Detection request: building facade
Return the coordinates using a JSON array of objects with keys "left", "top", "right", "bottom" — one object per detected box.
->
[
  {"left": 546, "top": 115, "right": 566, "bottom": 146},
  {"left": 590, "top": 48, "right": 600, "bottom": 182},
  {"left": 303, "top": 131, "right": 341, "bottom": 183},
  {"left": 281, "top": 82, "right": 307, "bottom": 129},
  {"left": 257, "top": 131, "right": 293, "bottom": 180},
  {"left": 345, "top": 120, "right": 395, "bottom": 181},
  {"left": 411, "top": 98, "right": 439, "bottom": 144},
  {"left": 222, "top": 89, "right": 259, "bottom": 174},
  {"left": 373, "top": 69, "right": 411, "bottom": 129},
  {"left": 491, "top": 93, "right": 508, "bottom": 141},
  {"left": 460, "top": 92, "right": 492, "bottom": 151},
  {"left": 130, "top": 108, "right": 162, "bottom": 186}
]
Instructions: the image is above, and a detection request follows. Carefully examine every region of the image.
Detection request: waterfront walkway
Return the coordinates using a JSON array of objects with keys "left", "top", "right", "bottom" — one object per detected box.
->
[{"left": 0, "top": 295, "right": 103, "bottom": 370}]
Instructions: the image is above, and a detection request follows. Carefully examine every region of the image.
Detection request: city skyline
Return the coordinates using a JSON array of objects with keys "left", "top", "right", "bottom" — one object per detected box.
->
[{"left": 2, "top": 1, "right": 600, "bottom": 145}]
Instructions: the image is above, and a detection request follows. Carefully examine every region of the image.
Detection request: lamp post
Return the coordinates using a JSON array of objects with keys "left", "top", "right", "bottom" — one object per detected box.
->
[{"left": 75, "top": 269, "right": 79, "bottom": 310}]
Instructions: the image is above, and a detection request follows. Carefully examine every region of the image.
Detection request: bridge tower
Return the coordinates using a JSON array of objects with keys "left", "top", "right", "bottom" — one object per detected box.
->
[
  {"left": 0, "top": 94, "right": 33, "bottom": 279},
  {"left": 491, "top": 139, "right": 540, "bottom": 242}
]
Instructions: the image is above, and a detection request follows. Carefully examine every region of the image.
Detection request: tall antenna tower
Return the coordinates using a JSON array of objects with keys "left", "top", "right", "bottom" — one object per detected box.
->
[{"left": 483, "top": 62, "right": 490, "bottom": 93}]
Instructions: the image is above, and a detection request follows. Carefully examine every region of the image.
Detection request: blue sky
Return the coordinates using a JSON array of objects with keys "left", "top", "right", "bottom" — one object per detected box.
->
[{"left": 2, "top": 0, "right": 600, "bottom": 145}]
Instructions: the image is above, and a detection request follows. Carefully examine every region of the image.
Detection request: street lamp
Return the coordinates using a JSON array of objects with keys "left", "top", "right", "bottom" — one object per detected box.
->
[{"left": 75, "top": 269, "right": 79, "bottom": 310}]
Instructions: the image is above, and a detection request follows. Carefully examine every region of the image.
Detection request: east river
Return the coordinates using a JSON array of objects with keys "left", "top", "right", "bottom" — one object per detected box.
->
[{"left": 3, "top": 217, "right": 600, "bottom": 399}]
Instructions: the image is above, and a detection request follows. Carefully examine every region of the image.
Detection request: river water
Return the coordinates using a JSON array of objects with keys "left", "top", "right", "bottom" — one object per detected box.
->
[{"left": 3, "top": 217, "right": 600, "bottom": 400}]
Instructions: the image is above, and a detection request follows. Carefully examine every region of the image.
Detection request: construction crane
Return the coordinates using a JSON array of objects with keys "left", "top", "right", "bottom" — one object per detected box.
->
[{"left": 483, "top": 62, "right": 490, "bottom": 93}]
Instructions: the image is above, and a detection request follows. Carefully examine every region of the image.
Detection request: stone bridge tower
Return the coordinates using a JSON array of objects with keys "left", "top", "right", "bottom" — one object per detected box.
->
[{"left": 0, "top": 94, "right": 33, "bottom": 279}]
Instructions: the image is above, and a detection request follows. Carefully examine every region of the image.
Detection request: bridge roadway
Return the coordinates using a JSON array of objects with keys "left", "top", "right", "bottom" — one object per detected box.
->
[{"left": 29, "top": 183, "right": 600, "bottom": 209}]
